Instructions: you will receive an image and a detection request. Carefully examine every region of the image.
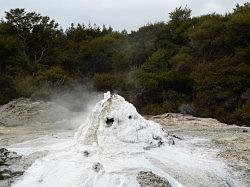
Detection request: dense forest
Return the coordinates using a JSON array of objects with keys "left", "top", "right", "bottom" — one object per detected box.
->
[{"left": 0, "top": 4, "right": 249, "bottom": 126}]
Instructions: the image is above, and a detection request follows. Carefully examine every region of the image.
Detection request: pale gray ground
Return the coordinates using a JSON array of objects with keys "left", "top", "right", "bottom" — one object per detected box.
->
[
  {"left": 0, "top": 98, "right": 249, "bottom": 186},
  {"left": 0, "top": 98, "right": 84, "bottom": 147},
  {"left": 0, "top": 98, "right": 85, "bottom": 186},
  {"left": 150, "top": 113, "right": 250, "bottom": 186}
]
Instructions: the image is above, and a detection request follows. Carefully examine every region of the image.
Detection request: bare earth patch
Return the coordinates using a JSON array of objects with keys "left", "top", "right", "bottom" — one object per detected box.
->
[{"left": 150, "top": 113, "right": 250, "bottom": 186}]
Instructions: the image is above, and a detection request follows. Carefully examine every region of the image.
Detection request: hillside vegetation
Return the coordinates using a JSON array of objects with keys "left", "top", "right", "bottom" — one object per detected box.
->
[{"left": 0, "top": 4, "right": 249, "bottom": 126}]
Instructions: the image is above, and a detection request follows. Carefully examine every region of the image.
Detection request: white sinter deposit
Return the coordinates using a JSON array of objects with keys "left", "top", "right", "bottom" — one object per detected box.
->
[
  {"left": 75, "top": 91, "right": 172, "bottom": 149},
  {"left": 12, "top": 92, "right": 234, "bottom": 187}
]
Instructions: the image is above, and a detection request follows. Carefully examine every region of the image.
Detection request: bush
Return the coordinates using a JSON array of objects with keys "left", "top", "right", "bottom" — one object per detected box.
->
[
  {"left": 91, "top": 73, "right": 126, "bottom": 92},
  {"left": 0, "top": 75, "right": 19, "bottom": 104},
  {"left": 178, "top": 104, "right": 196, "bottom": 115}
]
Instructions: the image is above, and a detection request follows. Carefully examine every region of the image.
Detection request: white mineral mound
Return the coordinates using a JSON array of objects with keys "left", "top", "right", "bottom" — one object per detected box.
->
[
  {"left": 75, "top": 91, "right": 172, "bottom": 149},
  {"left": 13, "top": 92, "right": 233, "bottom": 187}
]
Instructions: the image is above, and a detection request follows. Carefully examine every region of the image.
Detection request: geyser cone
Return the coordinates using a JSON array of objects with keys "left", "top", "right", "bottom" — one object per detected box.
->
[{"left": 75, "top": 91, "right": 171, "bottom": 149}]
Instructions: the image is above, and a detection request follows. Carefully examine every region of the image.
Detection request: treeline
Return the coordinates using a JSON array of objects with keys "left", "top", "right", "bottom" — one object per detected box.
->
[{"left": 0, "top": 4, "right": 249, "bottom": 126}]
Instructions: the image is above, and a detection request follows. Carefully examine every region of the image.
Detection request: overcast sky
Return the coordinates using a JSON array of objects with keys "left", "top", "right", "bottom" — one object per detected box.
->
[{"left": 0, "top": 0, "right": 248, "bottom": 31}]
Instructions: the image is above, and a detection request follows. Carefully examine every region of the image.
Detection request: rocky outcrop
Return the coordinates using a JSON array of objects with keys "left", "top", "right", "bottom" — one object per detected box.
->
[
  {"left": 0, "top": 148, "right": 24, "bottom": 186},
  {"left": 0, "top": 98, "right": 82, "bottom": 147},
  {"left": 0, "top": 98, "right": 72, "bottom": 127},
  {"left": 0, "top": 148, "right": 48, "bottom": 186}
]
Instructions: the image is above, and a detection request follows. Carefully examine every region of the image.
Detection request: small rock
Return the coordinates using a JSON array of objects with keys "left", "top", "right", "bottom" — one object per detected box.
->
[
  {"left": 165, "top": 113, "right": 173, "bottom": 118},
  {"left": 158, "top": 140, "right": 164, "bottom": 147},
  {"left": 0, "top": 171, "right": 11, "bottom": 180},
  {"left": 0, "top": 148, "right": 8, "bottom": 154},
  {"left": 172, "top": 134, "right": 183, "bottom": 140},
  {"left": 92, "top": 162, "right": 103, "bottom": 172},
  {"left": 167, "top": 138, "right": 175, "bottom": 145},
  {"left": 0, "top": 148, "right": 26, "bottom": 184},
  {"left": 83, "top": 150, "right": 89, "bottom": 157},
  {"left": 137, "top": 171, "right": 172, "bottom": 187},
  {"left": 242, "top": 129, "right": 248, "bottom": 133}
]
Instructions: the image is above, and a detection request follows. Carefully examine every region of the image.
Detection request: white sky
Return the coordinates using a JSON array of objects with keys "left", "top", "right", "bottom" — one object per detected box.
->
[{"left": 0, "top": 0, "right": 248, "bottom": 31}]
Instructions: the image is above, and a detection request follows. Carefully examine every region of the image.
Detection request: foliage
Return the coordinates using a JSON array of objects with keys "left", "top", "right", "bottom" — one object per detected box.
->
[{"left": 0, "top": 4, "right": 249, "bottom": 126}]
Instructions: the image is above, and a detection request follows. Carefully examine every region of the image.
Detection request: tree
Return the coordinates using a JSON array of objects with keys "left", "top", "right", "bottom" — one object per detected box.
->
[
  {"left": 5, "top": 8, "right": 59, "bottom": 65},
  {"left": 169, "top": 6, "right": 191, "bottom": 22},
  {"left": 226, "top": 3, "right": 250, "bottom": 47},
  {"left": 80, "top": 33, "right": 129, "bottom": 76},
  {"left": 168, "top": 7, "right": 193, "bottom": 45},
  {"left": 0, "top": 6, "right": 249, "bottom": 126},
  {"left": 189, "top": 14, "right": 230, "bottom": 62}
]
